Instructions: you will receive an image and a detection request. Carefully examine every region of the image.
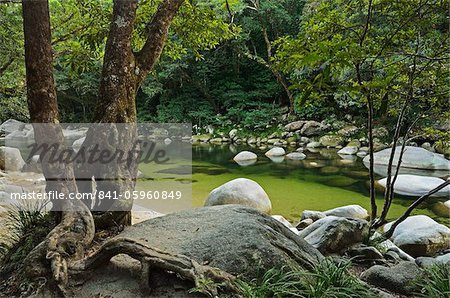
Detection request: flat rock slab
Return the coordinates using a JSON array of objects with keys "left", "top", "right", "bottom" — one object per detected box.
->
[{"left": 118, "top": 205, "right": 323, "bottom": 279}]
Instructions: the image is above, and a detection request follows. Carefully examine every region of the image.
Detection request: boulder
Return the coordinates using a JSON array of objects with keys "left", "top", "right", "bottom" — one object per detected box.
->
[
  {"left": 319, "top": 135, "right": 345, "bottom": 147},
  {"left": 363, "top": 146, "right": 450, "bottom": 172},
  {"left": 323, "top": 205, "right": 369, "bottom": 219},
  {"left": 300, "top": 121, "right": 326, "bottom": 136},
  {"left": 72, "top": 137, "right": 86, "bottom": 151},
  {"left": 421, "top": 142, "right": 435, "bottom": 152},
  {"left": 378, "top": 175, "right": 450, "bottom": 197},
  {"left": 272, "top": 215, "right": 299, "bottom": 235},
  {"left": 0, "top": 119, "right": 25, "bottom": 135},
  {"left": 300, "top": 210, "right": 326, "bottom": 221},
  {"left": 337, "top": 146, "right": 358, "bottom": 155},
  {"left": 233, "top": 151, "right": 257, "bottom": 162},
  {"left": 22, "top": 155, "right": 41, "bottom": 173},
  {"left": 360, "top": 262, "right": 421, "bottom": 295},
  {"left": 286, "top": 152, "right": 306, "bottom": 160},
  {"left": 384, "top": 215, "right": 450, "bottom": 257},
  {"left": 306, "top": 141, "right": 321, "bottom": 148},
  {"left": 416, "top": 253, "right": 450, "bottom": 268},
  {"left": 229, "top": 128, "right": 238, "bottom": 138},
  {"left": 285, "top": 121, "right": 306, "bottom": 132},
  {"left": 337, "top": 125, "right": 359, "bottom": 137},
  {"left": 265, "top": 147, "right": 285, "bottom": 157},
  {"left": 347, "top": 245, "right": 384, "bottom": 261},
  {"left": 204, "top": 178, "right": 272, "bottom": 214},
  {"left": 431, "top": 200, "right": 450, "bottom": 217},
  {"left": 120, "top": 205, "right": 323, "bottom": 279},
  {"left": 0, "top": 146, "right": 25, "bottom": 172},
  {"left": 192, "top": 134, "right": 212, "bottom": 143},
  {"left": 298, "top": 216, "right": 369, "bottom": 254},
  {"left": 347, "top": 140, "right": 361, "bottom": 148},
  {"left": 296, "top": 218, "right": 313, "bottom": 230},
  {"left": 62, "top": 128, "right": 87, "bottom": 141}
]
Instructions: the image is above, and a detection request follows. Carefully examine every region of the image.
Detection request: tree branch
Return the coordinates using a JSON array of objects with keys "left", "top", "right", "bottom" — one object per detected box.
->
[{"left": 383, "top": 180, "right": 450, "bottom": 239}]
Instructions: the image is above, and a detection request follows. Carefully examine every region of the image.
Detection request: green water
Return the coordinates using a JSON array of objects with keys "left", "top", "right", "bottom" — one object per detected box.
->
[{"left": 187, "top": 144, "right": 447, "bottom": 224}]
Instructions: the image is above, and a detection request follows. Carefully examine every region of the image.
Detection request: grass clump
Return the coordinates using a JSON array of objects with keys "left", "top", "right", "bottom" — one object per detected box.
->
[
  {"left": 0, "top": 200, "right": 54, "bottom": 274},
  {"left": 233, "top": 258, "right": 375, "bottom": 298},
  {"left": 414, "top": 263, "right": 450, "bottom": 298}
]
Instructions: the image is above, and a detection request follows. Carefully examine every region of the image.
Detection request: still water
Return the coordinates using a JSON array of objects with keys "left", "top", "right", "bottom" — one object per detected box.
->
[{"left": 187, "top": 144, "right": 447, "bottom": 224}]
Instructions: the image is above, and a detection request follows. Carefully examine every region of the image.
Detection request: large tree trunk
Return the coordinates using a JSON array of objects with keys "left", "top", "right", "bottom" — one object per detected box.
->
[
  {"left": 21, "top": 0, "right": 95, "bottom": 286},
  {"left": 79, "top": 0, "right": 185, "bottom": 228},
  {"left": 20, "top": 0, "right": 186, "bottom": 290}
]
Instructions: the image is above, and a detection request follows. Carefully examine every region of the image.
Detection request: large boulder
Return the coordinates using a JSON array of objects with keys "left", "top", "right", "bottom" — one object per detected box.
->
[
  {"left": 337, "top": 125, "right": 359, "bottom": 137},
  {"left": 265, "top": 147, "right": 285, "bottom": 157},
  {"left": 285, "top": 120, "right": 306, "bottom": 132},
  {"left": 384, "top": 215, "right": 450, "bottom": 257},
  {"left": 0, "top": 146, "right": 25, "bottom": 172},
  {"left": 298, "top": 216, "right": 369, "bottom": 254},
  {"left": 363, "top": 146, "right": 450, "bottom": 173},
  {"left": 337, "top": 146, "right": 358, "bottom": 155},
  {"left": 204, "top": 178, "right": 272, "bottom": 214},
  {"left": 233, "top": 151, "right": 257, "bottom": 162},
  {"left": 360, "top": 261, "right": 421, "bottom": 295},
  {"left": 0, "top": 119, "right": 25, "bottom": 135},
  {"left": 319, "top": 135, "right": 345, "bottom": 147},
  {"left": 300, "top": 121, "right": 326, "bottom": 136},
  {"left": 119, "top": 205, "right": 323, "bottom": 279},
  {"left": 324, "top": 205, "right": 369, "bottom": 219},
  {"left": 286, "top": 152, "right": 306, "bottom": 160},
  {"left": 378, "top": 175, "right": 450, "bottom": 197}
]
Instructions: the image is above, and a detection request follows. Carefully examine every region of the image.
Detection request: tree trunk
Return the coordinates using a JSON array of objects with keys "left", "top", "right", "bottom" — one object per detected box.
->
[
  {"left": 77, "top": 0, "right": 185, "bottom": 228},
  {"left": 21, "top": 0, "right": 95, "bottom": 286}
]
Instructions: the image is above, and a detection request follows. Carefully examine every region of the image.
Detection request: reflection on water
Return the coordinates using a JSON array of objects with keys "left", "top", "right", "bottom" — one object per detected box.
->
[{"left": 191, "top": 144, "right": 448, "bottom": 224}]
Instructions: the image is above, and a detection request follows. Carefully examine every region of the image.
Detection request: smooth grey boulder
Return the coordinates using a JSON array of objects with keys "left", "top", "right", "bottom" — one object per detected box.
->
[
  {"left": 233, "top": 151, "right": 257, "bottom": 166},
  {"left": 324, "top": 205, "right": 369, "bottom": 219},
  {"left": 119, "top": 205, "right": 323, "bottom": 279},
  {"left": 204, "top": 178, "right": 272, "bottom": 214},
  {"left": 360, "top": 262, "right": 421, "bottom": 295},
  {"left": 285, "top": 120, "right": 306, "bottom": 132},
  {"left": 0, "top": 146, "right": 25, "bottom": 172},
  {"left": 233, "top": 151, "right": 257, "bottom": 161},
  {"left": 0, "top": 119, "right": 25, "bottom": 135},
  {"left": 378, "top": 175, "right": 449, "bottom": 197},
  {"left": 337, "top": 146, "right": 358, "bottom": 155},
  {"left": 265, "top": 146, "right": 285, "bottom": 157},
  {"left": 286, "top": 152, "right": 306, "bottom": 160},
  {"left": 300, "top": 210, "right": 326, "bottom": 221},
  {"left": 300, "top": 121, "right": 326, "bottom": 136},
  {"left": 416, "top": 253, "right": 450, "bottom": 268},
  {"left": 306, "top": 141, "right": 321, "bottom": 148},
  {"left": 363, "top": 146, "right": 450, "bottom": 173},
  {"left": 298, "top": 216, "right": 369, "bottom": 254},
  {"left": 384, "top": 215, "right": 450, "bottom": 257}
]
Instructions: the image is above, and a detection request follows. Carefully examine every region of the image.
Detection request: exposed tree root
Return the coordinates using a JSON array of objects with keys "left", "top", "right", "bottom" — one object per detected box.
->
[{"left": 69, "top": 237, "right": 241, "bottom": 297}]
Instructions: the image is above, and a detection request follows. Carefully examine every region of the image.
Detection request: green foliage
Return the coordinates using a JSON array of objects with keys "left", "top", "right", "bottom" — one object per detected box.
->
[
  {"left": 234, "top": 258, "right": 375, "bottom": 298},
  {"left": 0, "top": 93, "right": 29, "bottom": 123},
  {"left": 414, "top": 263, "right": 450, "bottom": 298},
  {"left": 275, "top": 0, "right": 449, "bottom": 127}
]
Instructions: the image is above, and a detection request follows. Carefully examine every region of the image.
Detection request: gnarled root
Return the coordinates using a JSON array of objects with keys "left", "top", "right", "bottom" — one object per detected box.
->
[
  {"left": 70, "top": 237, "right": 241, "bottom": 297},
  {"left": 24, "top": 206, "right": 95, "bottom": 288}
]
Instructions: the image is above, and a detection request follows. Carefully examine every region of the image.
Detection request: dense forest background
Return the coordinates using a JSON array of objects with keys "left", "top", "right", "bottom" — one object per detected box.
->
[{"left": 1, "top": 0, "right": 448, "bottom": 138}]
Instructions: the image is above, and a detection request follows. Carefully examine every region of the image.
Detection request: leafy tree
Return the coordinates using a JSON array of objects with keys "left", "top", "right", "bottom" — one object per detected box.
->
[{"left": 274, "top": 0, "right": 449, "bottom": 226}]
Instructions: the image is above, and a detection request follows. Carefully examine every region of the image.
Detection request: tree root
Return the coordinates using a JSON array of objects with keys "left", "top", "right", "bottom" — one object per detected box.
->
[
  {"left": 70, "top": 237, "right": 241, "bottom": 297},
  {"left": 23, "top": 205, "right": 95, "bottom": 288}
]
